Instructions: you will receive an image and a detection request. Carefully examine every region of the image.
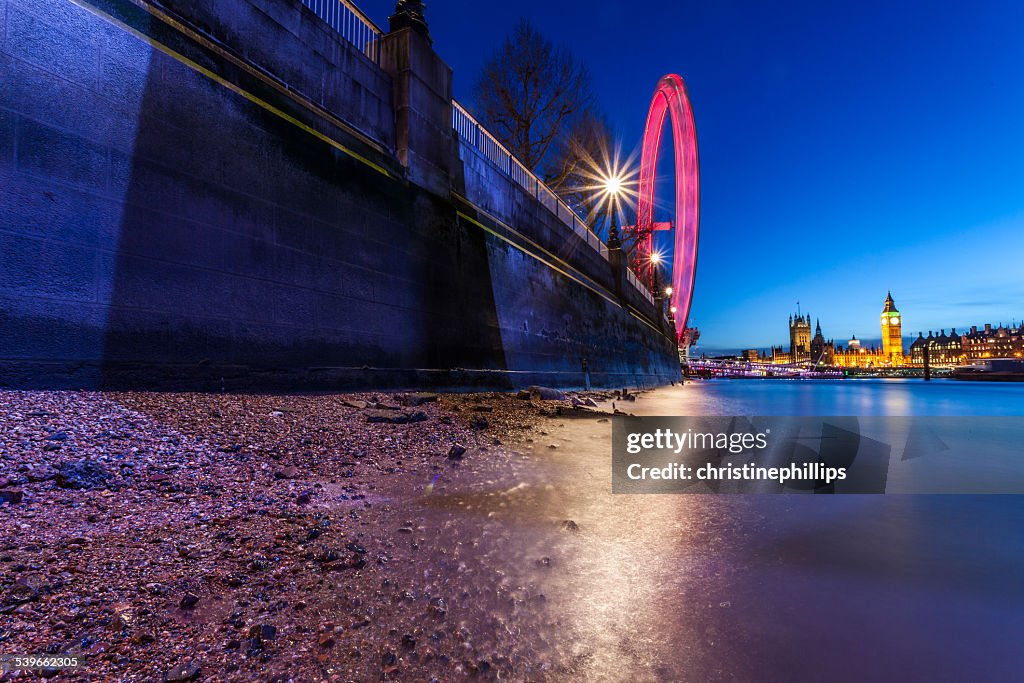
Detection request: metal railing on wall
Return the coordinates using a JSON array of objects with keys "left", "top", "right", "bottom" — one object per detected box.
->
[
  {"left": 452, "top": 101, "right": 611, "bottom": 257},
  {"left": 626, "top": 269, "right": 654, "bottom": 305},
  {"left": 453, "top": 101, "right": 655, "bottom": 303},
  {"left": 301, "top": 0, "right": 382, "bottom": 63}
]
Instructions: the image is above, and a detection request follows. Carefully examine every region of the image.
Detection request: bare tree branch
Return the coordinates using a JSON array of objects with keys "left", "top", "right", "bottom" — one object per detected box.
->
[{"left": 473, "top": 20, "right": 608, "bottom": 213}]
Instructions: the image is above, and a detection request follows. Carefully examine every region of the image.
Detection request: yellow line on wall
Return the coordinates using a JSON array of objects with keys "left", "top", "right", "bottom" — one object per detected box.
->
[
  {"left": 67, "top": 0, "right": 394, "bottom": 178},
  {"left": 456, "top": 210, "right": 622, "bottom": 309},
  {"left": 460, "top": 209, "right": 671, "bottom": 339}
]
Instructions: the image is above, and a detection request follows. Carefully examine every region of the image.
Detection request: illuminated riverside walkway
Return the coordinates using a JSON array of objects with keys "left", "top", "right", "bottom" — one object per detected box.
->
[
  {"left": 689, "top": 359, "right": 844, "bottom": 378},
  {"left": 688, "top": 359, "right": 949, "bottom": 379}
]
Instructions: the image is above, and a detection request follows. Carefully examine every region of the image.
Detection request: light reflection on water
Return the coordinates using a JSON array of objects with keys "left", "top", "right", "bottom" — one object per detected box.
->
[{"left": 507, "top": 380, "right": 1024, "bottom": 681}]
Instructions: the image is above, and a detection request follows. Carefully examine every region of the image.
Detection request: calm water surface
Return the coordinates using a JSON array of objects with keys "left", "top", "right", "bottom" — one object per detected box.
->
[{"left": 502, "top": 379, "right": 1024, "bottom": 681}]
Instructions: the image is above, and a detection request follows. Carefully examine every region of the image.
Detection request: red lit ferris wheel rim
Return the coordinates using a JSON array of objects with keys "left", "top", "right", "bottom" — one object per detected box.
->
[{"left": 636, "top": 74, "right": 700, "bottom": 340}]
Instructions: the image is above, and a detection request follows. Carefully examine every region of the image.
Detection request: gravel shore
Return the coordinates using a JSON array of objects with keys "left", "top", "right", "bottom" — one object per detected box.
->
[{"left": 0, "top": 389, "right": 613, "bottom": 682}]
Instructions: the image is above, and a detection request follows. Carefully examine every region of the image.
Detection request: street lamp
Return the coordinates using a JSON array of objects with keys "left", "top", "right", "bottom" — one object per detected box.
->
[
  {"left": 595, "top": 172, "right": 628, "bottom": 241},
  {"left": 649, "top": 252, "right": 662, "bottom": 265},
  {"left": 603, "top": 175, "right": 624, "bottom": 197}
]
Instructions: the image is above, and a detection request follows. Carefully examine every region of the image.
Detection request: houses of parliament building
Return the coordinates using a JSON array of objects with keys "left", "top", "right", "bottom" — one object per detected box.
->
[
  {"left": 757, "top": 292, "right": 1024, "bottom": 367},
  {"left": 768, "top": 293, "right": 905, "bottom": 367}
]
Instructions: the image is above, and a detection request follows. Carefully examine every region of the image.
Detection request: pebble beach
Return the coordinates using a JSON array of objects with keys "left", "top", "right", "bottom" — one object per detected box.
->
[{"left": 0, "top": 389, "right": 614, "bottom": 681}]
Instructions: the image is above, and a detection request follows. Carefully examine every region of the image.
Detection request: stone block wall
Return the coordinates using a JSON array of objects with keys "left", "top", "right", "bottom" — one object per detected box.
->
[{"left": 0, "top": 0, "right": 681, "bottom": 390}]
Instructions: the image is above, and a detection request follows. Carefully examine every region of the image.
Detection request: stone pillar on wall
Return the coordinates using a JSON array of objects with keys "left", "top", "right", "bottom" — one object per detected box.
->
[{"left": 381, "top": 1, "right": 453, "bottom": 197}]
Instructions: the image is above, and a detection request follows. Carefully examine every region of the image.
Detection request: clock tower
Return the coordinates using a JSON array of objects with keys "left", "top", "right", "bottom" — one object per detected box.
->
[{"left": 880, "top": 291, "right": 903, "bottom": 364}]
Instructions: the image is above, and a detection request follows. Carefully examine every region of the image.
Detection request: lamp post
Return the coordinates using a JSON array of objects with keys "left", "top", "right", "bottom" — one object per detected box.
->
[
  {"left": 600, "top": 173, "right": 625, "bottom": 237},
  {"left": 649, "top": 252, "right": 664, "bottom": 307}
]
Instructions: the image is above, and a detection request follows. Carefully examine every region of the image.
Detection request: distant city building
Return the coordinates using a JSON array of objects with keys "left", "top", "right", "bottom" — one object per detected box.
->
[
  {"left": 809, "top": 319, "right": 834, "bottom": 365},
  {"left": 959, "top": 324, "right": 1023, "bottom": 360},
  {"left": 880, "top": 291, "right": 904, "bottom": 364},
  {"left": 790, "top": 312, "right": 811, "bottom": 361},
  {"left": 770, "top": 294, "right": 903, "bottom": 367},
  {"left": 832, "top": 339, "right": 888, "bottom": 368},
  {"left": 904, "top": 324, "right": 1024, "bottom": 366},
  {"left": 909, "top": 329, "right": 965, "bottom": 366},
  {"left": 771, "top": 311, "right": 812, "bottom": 364},
  {"left": 759, "top": 293, "right": 1020, "bottom": 369}
]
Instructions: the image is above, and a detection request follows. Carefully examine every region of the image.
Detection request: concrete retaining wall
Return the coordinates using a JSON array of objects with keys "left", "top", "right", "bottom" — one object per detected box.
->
[{"left": 0, "top": 0, "right": 681, "bottom": 390}]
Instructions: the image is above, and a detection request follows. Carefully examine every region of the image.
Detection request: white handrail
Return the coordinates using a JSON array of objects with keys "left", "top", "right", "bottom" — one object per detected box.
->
[
  {"left": 301, "top": 0, "right": 382, "bottom": 62},
  {"left": 452, "top": 101, "right": 630, "bottom": 268}
]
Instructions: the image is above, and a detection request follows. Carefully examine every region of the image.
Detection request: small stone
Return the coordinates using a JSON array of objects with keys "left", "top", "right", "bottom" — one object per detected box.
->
[
  {"left": 15, "top": 573, "right": 47, "bottom": 595},
  {"left": 248, "top": 624, "right": 277, "bottom": 642},
  {"left": 3, "top": 581, "right": 38, "bottom": 607},
  {"left": 318, "top": 633, "right": 335, "bottom": 648},
  {"left": 0, "top": 489, "right": 24, "bottom": 505},
  {"left": 312, "top": 546, "right": 339, "bottom": 563},
  {"left": 469, "top": 416, "right": 489, "bottom": 430},
  {"left": 274, "top": 466, "right": 299, "bottom": 480},
  {"left": 428, "top": 597, "right": 447, "bottom": 618},
  {"left": 26, "top": 466, "right": 55, "bottom": 482},
  {"left": 528, "top": 386, "right": 565, "bottom": 401},
  {"left": 399, "top": 392, "right": 439, "bottom": 406},
  {"left": 109, "top": 604, "right": 135, "bottom": 630},
  {"left": 471, "top": 404, "right": 493, "bottom": 412},
  {"left": 164, "top": 661, "right": 200, "bottom": 681},
  {"left": 560, "top": 520, "right": 580, "bottom": 533},
  {"left": 179, "top": 593, "right": 200, "bottom": 610},
  {"left": 55, "top": 460, "right": 109, "bottom": 490},
  {"left": 295, "top": 490, "right": 312, "bottom": 505},
  {"left": 45, "top": 431, "right": 69, "bottom": 441},
  {"left": 401, "top": 634, "right": 416, "bottom": 650},
  {"left": 131, "top": 631, "right": 155, "bottom": 645},
  {"left": 446, "top": 444, "right": 467, "bottom": 460},
  {"left": 516, "top": 390, "right": 532, "bottom": 400},
  {"left": 341, "top": 400, "right": 369, "bottom": 409},
  {"left": 397, "top": 527, "right": 413, "bottom": 534},
  {"left": 365, "top": 410, "right": 427, "bottom": 424}
]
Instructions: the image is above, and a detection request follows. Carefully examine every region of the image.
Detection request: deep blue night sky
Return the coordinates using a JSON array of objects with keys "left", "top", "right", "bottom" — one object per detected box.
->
[{"left": 364, "top": 0, "right": 1024, "bottom": 352}]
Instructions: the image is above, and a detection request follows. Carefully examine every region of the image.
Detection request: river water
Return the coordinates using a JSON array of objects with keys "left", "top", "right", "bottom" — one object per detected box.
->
[{"left": 459, "top": 379, "right": 1024, "bottom": 681}]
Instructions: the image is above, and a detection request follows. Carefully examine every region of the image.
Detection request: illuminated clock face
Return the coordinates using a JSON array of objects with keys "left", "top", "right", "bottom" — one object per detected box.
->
[
  {"left": 892, "top": 317, "right": 900, "bottom": 325},
  {"left": 881, "top": 318, "right": 888, "bottom": 325}
]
